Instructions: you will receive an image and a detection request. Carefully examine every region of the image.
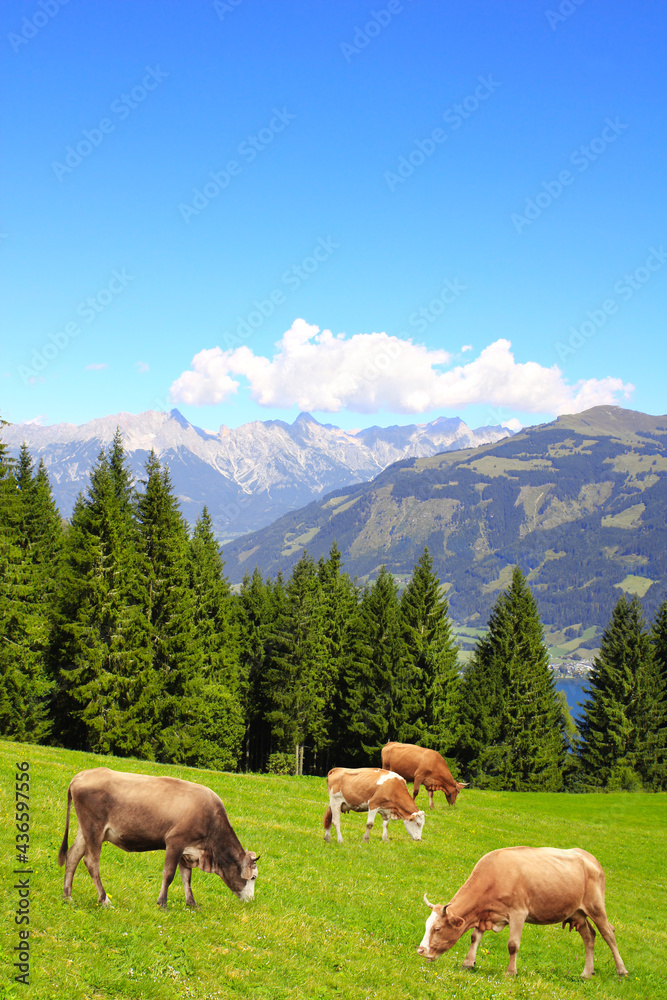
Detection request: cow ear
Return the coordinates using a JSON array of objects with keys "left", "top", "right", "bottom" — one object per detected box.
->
[
  {"left": 181, "top": 851, "right": 198, "bottom": 868},
  {"left": 449, "top": 913, "right": 465, "bottom": 929}
]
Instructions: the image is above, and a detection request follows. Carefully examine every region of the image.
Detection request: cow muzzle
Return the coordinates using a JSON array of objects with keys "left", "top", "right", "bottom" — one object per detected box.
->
[
  {"left": 417, "top": 945, "right": 436, "bottom": 960},
  {"left": 237, "top": 879, "right": 256, "bottom": 902}
]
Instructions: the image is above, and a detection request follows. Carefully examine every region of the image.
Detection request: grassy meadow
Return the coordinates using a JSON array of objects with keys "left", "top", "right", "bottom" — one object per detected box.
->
[{"left": 1, "top": 740, "right": 665, "bottom": 1000}]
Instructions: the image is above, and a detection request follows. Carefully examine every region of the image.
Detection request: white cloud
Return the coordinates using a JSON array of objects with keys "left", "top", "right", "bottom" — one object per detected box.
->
[
  {"left": 85, "top": 363, "right": 108, "bottom": 371},
  {"left": 136, "top": 361, "right": 150, "bottom": 373},
  {"left": 461, "top": 344, "right": 473, "bottom": 352},
  {"left": 170, "top": 319, "right": 634, "bottom": 416}
]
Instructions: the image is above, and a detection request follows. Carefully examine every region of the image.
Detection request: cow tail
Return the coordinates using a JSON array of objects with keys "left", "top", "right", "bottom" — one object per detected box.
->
[
  {"left": 58, "top": 787, "right": 72, "bottom": 866},
  {"left": 323, "top": 805, "right": 332, "bottom": 833}
]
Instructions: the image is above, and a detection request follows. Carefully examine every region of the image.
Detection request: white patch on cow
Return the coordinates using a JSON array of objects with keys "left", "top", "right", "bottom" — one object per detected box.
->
[
  {"left": 238, "top": 879, "right": 255, "bottom": 902},
  {"left": 419, "top": 909, "right": 438, "bottom": 952},
  {"left": 403, "top": 809, "right": 426, "bottom": 841},
  {"left": 377, "top": 770, "right": 404, "bottom": 785}
]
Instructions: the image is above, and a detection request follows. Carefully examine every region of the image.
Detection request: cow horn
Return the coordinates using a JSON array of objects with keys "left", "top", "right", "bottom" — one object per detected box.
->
[
  {"left": 423, "top": 893, "right": 437, "bottom": 910},
  {"left": 251, "top": 853, "right": 261, "bottom": 863}
]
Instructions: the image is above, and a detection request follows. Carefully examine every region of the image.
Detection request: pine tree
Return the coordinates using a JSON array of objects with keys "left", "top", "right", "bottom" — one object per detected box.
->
[
  {"left": 237, "top": 567, "right": 274, "bottom": 770},
  {"left": 317, "top": 542, "right": 359, "bottom": 769},
  {"left": 648, "top": 601, "right": 667, "bottom": 789},
  {"left": 458, "top": 567, "right": 565, "bottom": 790},
  {"left": 53, "top": 442, "right": 154, "bottom": 755},
  {"left": 400, "top": 548, "right": 460, "bottom": 754},
  {"left": 261, "top": 552, "right": 329, "bottom": 771},
  {"left": 135, "top": 451, "right": 204, "bottom": 764},
  {"left": 343, "top": 566, "right": 409, "bottom": 764},
  {"left": 0, "top": 439, "right": 53, "bottom": 742},
  {"left": 577, "top": 594, "right": 660, "bottom": 789},
  {"left": 186, "top": 506, "right": 244, "bottom": 770}
]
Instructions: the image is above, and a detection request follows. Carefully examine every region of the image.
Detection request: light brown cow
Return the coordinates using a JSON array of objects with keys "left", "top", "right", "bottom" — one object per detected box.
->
[
  {"left": 58, "top": 768, "right": 259, "bottom": 907},
  {"left": 417, "top": 846, "right": 628, "bottom": 979},
  {"left": 323, "top": 766, "right": 426, "bottom": 844},
  {"left": 381, "top": 741, "right": 467, "bottom": 808}
]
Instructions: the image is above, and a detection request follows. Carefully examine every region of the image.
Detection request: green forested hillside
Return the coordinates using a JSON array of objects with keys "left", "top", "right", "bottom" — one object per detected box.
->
[
  {"left": 1, "top": 740, "right": 666, "bottom": 1000},
  {"left": 224, "top": 406, "right": 667, "bottom": 630}
]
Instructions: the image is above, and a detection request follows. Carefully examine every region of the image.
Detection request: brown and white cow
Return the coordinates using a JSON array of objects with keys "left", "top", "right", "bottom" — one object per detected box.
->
[
  {"left": 323, "top": 766, "right": 426, "bottom": 844},
  {"left": 58, "top": 768, "right": 259, "bottom": 907},
  {"left": 381, "top": 741, "right": 467, "bottom": 808},
  {"left": 417, "top": 846, "right": 628, "bottom": 979}
]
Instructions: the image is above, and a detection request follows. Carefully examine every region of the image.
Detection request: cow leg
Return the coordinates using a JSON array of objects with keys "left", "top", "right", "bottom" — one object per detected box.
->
[
  {"left": 462, "top": 927, "right": 485, "bottom": 969},
  {"left": 364, "top": 808, "right": 378, "bottom": 842},
  {"left": 62, "top": 828, "right": 86, "bottom": 900},
  {"left": 506, "top": 911, "right": 527, "bottom": 975},
  {"left": 412, "top": 778, "right": 421, "bottom": 802},
  {"left": 179, "top": 859, "right": 196, "bottom": 907},
  {"left": 573, "top": 917, "right": 597, "bottom": 979},
  {"left": 82, "top": 838, "right": 109, "bottom": 905},
  {"left": 330, "top": 798, "right": 344, "bottom": 844},
  {"left": 428, "top": 789, "right": 434, "bottom": 810},
  {"left": 157, "top": 844, "right": 183, "bottom": 907},
  {"left": 587, "top": 909, "right": 628, "bottom": 976},
  {"left": 381, "top": 816, "right": 390, "bottom": 841}
]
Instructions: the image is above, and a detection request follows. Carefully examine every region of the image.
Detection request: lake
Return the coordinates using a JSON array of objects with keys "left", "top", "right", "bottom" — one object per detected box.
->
[{"left": 555, "top": 678, "right": 587, "bottom": 720}]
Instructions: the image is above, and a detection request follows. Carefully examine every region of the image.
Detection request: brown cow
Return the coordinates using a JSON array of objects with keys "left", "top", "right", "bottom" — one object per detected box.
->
[
  {"left": 417, "top": 846, "right": 628, "bottom": 979},
  {"left": 381, "top": 741, "right": 466, "bottom": 808},
  {"left": 323, "top": 766, "right": 426, "bottom": 844},
  {"left": 58, "top": 768, "right": 259, "bottom": 907}
]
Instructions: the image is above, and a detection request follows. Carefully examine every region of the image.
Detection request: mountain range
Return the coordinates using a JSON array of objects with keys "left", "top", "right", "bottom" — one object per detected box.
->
[
  {"left": 221, "top": 406, "right": 667, "bottom": 639},
  {"left": 2, "top": 409, "right": 511, "bottom": 540}
]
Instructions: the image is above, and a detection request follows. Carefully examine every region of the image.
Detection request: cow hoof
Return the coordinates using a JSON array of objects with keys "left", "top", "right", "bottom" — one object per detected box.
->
[
  {"left": 100, "top": 898, "right": 111, "bottom": 908},
  {"left": 462, "top": 962, "right": 475, "bottom": 970}
]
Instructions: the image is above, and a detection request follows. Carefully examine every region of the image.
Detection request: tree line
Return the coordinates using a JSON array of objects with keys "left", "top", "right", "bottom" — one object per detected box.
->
[{"left": 1, "top": 431, "right": 665, "bottom": 790}]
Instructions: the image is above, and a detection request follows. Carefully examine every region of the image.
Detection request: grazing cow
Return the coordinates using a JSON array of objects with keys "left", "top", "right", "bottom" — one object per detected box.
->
[
  {"left": 417, "top": 846, "right": 628, "bottom": 979},
  {"left": 58, "top": 768, "right": 259, "bottom": 907},
  {"left": 323, "top": 766, "right": 426, "bottom": 844},
  {"left": 381, "top": 741, "right": 467, "bottom": 808}
]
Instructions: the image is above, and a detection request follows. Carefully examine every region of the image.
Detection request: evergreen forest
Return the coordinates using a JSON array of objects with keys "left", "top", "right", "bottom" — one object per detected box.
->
[{"left": 1, "top": 431, "right": 665, "bottom": 791}]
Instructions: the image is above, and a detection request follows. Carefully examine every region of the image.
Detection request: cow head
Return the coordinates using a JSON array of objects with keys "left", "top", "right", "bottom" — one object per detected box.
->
[
  {"left": 445, "top": 781, "right": 468, "bottom": 807},
  {"left": 403, "top": 809, "right": 426, "bottom": 841},
  {"left": 211, "top": 849, "right": 260, "bottom": 901},
  {"left": 236, "top": 850, "right": 260, "bottom": 902},
  {"left": 417, "top": 894, "right": 466, "bottom": 959}
]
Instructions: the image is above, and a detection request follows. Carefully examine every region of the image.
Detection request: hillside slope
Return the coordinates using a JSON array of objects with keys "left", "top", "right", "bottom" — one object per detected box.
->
[
  {"left": 224, "top": 406, "right": 667, "bottom": 630},
  {"left": 1, "top": 738, "right": 664, "bottom": 1000}
]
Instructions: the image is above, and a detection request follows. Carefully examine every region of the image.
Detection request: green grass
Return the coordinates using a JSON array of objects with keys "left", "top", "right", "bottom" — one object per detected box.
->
[{"left": 2, "top": 741, "right": 666, "bottom": 1000}]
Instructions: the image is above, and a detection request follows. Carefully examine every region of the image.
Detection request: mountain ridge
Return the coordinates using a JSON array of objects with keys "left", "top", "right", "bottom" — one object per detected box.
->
[
  {"left": 2, "top": 408, "right": 512, "bottom": 540},
  {"left": 221, "top": 405, "right": 667, "bottom": 631}
]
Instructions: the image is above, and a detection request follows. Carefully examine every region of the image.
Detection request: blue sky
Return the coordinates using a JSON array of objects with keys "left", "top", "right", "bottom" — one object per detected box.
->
[{"left": 2, "top": 0, "right": 665, "bottom": 433}]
